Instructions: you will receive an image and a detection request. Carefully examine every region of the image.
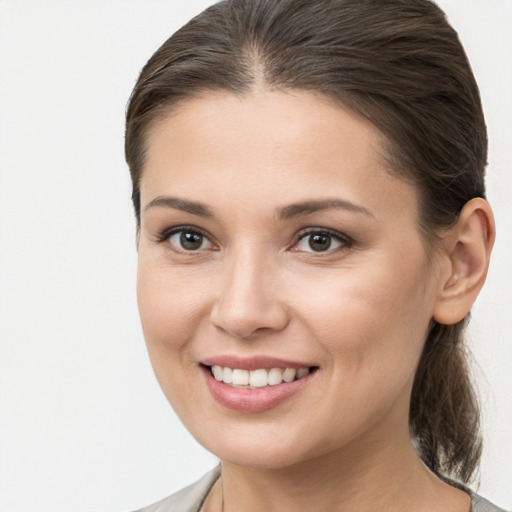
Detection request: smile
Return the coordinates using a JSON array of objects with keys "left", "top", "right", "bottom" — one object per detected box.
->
[
  {"left": 210, "top": 365, "right": 311, "bottom": 388},
  {"left": 202, "top": 361, "right": 318, "bottom": 413}
]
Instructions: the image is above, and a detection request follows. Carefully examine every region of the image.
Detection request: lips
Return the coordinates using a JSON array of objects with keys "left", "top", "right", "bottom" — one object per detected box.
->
[{"left": 201, "top": 356, "right": 318, "bottom": 413}]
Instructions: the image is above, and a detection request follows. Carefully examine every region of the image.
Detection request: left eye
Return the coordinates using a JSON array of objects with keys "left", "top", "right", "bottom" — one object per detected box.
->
[
  {"left": 293, "top": 230, "right": 350, "bottom": 253},
  {"left": 168, "top": 229, "right": 213, "bottom": 251}
]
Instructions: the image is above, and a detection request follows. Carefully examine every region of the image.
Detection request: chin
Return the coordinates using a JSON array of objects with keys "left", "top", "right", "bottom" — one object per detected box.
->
[
  {"left": 217, "top": 446, "right": 309, "bottom": 470},
  {"left": 190, "top": 422, "right": 334, "bottom": 471}
]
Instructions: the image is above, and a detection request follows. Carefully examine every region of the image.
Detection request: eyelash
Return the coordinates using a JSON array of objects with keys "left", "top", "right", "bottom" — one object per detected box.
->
[
  {"left": 155, "top": 225, "right": 353, "bottom": 254},
  {"left": 293, "top": 228, "right": 353, "bottom": 253},
  {"left": 156, "top": 225, "right": 214, "bottom": 250}
]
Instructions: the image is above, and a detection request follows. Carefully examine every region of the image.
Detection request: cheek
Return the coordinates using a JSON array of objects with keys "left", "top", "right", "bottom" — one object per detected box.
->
[
  {"left": 136, "top": 260, "right": 213, "bottom": 418},
  {"left": 136, "top": 260, "right": 207, "bottom": 364},
  {"left": 295, "top": 262, "right": 433, "bottom": 440},
  {"left": 293, "top": 255, "right": 433, "bottom": 377}
]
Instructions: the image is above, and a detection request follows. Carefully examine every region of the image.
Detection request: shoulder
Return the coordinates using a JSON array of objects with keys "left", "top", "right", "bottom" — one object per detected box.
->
[
  {"left": 436, "top": 472, "right": 507, "bottom": 512},
  {"left": 471, "top": 493, "right": 508, "bottom": 512},
  {"left": 133, "top": 466, "right": 221, "bottom": 512}
]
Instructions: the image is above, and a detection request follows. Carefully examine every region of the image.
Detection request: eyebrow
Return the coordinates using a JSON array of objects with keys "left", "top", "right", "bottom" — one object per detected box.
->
[
  {"left": 144, "top": 195, "right": 373, "bottom": 220},
  {"left": 144, "top": 196, "right": 214, "bottom": 218},
  {"left": 277, "top": 198, "right": 374, "bottom": 219}
]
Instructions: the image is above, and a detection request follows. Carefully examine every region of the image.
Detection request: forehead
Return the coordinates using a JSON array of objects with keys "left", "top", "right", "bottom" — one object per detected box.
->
[
  {"left": 146, "top": 90, "right": 380, "bottom": 154},
  {"left": 140, "top": 90, "right": 419, "bottom": 222},
  {"left": 145, "top": 90, "right": 381, "bottom": 162}
]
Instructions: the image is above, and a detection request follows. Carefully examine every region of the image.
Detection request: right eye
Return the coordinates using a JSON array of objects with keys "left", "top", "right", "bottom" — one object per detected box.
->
[{"left": 166, "top": 228, "right": 213, "bottom": 251}]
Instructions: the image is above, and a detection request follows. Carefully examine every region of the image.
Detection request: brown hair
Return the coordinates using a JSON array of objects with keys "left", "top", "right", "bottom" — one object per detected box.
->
[{"left": 125, "top": 0, "right": 487, "bottom": 483}]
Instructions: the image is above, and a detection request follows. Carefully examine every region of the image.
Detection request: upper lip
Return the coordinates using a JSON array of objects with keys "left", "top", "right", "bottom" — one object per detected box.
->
[{"left": 201, "top": 355, "right": 316, "bottom": 371}]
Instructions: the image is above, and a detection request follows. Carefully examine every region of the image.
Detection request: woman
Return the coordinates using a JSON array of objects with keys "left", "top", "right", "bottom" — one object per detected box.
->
[{"left": 125, "top": 0, "right": 504, "bottom": 510}]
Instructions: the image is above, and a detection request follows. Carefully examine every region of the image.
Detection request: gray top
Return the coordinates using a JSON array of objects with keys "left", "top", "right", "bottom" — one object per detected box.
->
[{"left": 134, "top": 466, "right": 507, "bottom": 512}]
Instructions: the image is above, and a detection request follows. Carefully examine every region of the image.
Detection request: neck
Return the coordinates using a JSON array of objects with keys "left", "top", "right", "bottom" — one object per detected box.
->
[
  {"left": 202, "top": 388, "right": 471, "bottom": 512},
  {"left": 210, "top": 435, "right": 470, "bottom": 512}
]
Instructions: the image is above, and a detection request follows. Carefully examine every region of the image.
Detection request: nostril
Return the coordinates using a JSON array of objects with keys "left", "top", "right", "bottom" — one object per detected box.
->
[{"left": 209, "top": 282, "right": 290, "bottom": 339}]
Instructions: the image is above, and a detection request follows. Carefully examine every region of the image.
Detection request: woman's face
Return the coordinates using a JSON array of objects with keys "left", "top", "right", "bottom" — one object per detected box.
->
[{"left": 137, "top": 91, "right": 443, "bottom": 468}]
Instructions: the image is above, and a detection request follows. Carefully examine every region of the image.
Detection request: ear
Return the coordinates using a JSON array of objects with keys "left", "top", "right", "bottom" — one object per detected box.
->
[{"left": 433, "top": 198, "right": 495, "bottom": 325}]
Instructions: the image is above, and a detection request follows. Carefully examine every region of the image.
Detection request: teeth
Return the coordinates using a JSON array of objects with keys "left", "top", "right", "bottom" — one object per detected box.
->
[
  {"left": 210, "top": 365, "right": 312, "bottom": 388},
  {"left": 296, "top": 368, "right": 310, "bottom": 379},
  {"left": 268, "top": 368, "right": 283, "bottom": 386},
  {"left": 249, "top": 369, "right": 268, "bottom": 388},
  {"left": 212, "top": 365, "right": 223, "bottom": 381},
  {"left": 232, "top": 369, "right": 249, "bottom": 386},
  {"left": 282, "top": 368, "right": 296, "bottom": 382},
  {"left": 223, "top": 366, "right": 233, "bottom": 384}
]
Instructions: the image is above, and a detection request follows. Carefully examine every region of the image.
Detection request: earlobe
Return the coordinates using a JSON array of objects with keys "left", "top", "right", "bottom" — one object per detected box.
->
[{"left": 433, "top": 198, "right": 495, "bottom": 325}]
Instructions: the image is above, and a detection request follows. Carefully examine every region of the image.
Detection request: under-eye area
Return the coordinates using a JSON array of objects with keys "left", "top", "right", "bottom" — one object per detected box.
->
[{"left": 203, "top": 364, "right": 319, "bottom": 388}]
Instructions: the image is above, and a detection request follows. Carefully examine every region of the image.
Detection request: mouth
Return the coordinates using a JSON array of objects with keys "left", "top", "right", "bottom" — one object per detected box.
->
[
  {"left": 200, "top": 360, "right": 319, "bottom": 413},
  {"left": 205, "top": 364, "right": 317, "bottom": 389}
]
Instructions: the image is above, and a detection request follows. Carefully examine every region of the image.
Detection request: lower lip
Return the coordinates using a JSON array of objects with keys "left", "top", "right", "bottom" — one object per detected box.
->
[{"left": 202, "top": 366, "right": 314, "bottom": 413}]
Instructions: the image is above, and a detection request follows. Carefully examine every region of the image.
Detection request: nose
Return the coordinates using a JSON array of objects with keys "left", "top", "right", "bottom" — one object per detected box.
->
[{"left": 209, "top": 246, "right": 290, "bottom": 340}]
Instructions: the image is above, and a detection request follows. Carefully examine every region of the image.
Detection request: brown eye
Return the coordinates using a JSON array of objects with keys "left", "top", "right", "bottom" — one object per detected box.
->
[
  {"left": 293, "top": 229, "right": 351, "bottom": 253},
  {"left": 168, "top": 229, "right": 212, "bottom": 251},
  {"left": 308, "top": 233, "right": 332, "bottom": 252}
]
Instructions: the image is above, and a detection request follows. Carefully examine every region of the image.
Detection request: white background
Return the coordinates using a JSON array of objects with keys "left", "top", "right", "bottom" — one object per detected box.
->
[{"left": 0, "top": 1, "right": 510, "bottom": 511}]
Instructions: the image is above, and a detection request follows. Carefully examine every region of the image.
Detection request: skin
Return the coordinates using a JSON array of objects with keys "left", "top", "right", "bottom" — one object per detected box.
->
[{"left": 136, "top": 90, "right": 493, "bottom": 512}]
